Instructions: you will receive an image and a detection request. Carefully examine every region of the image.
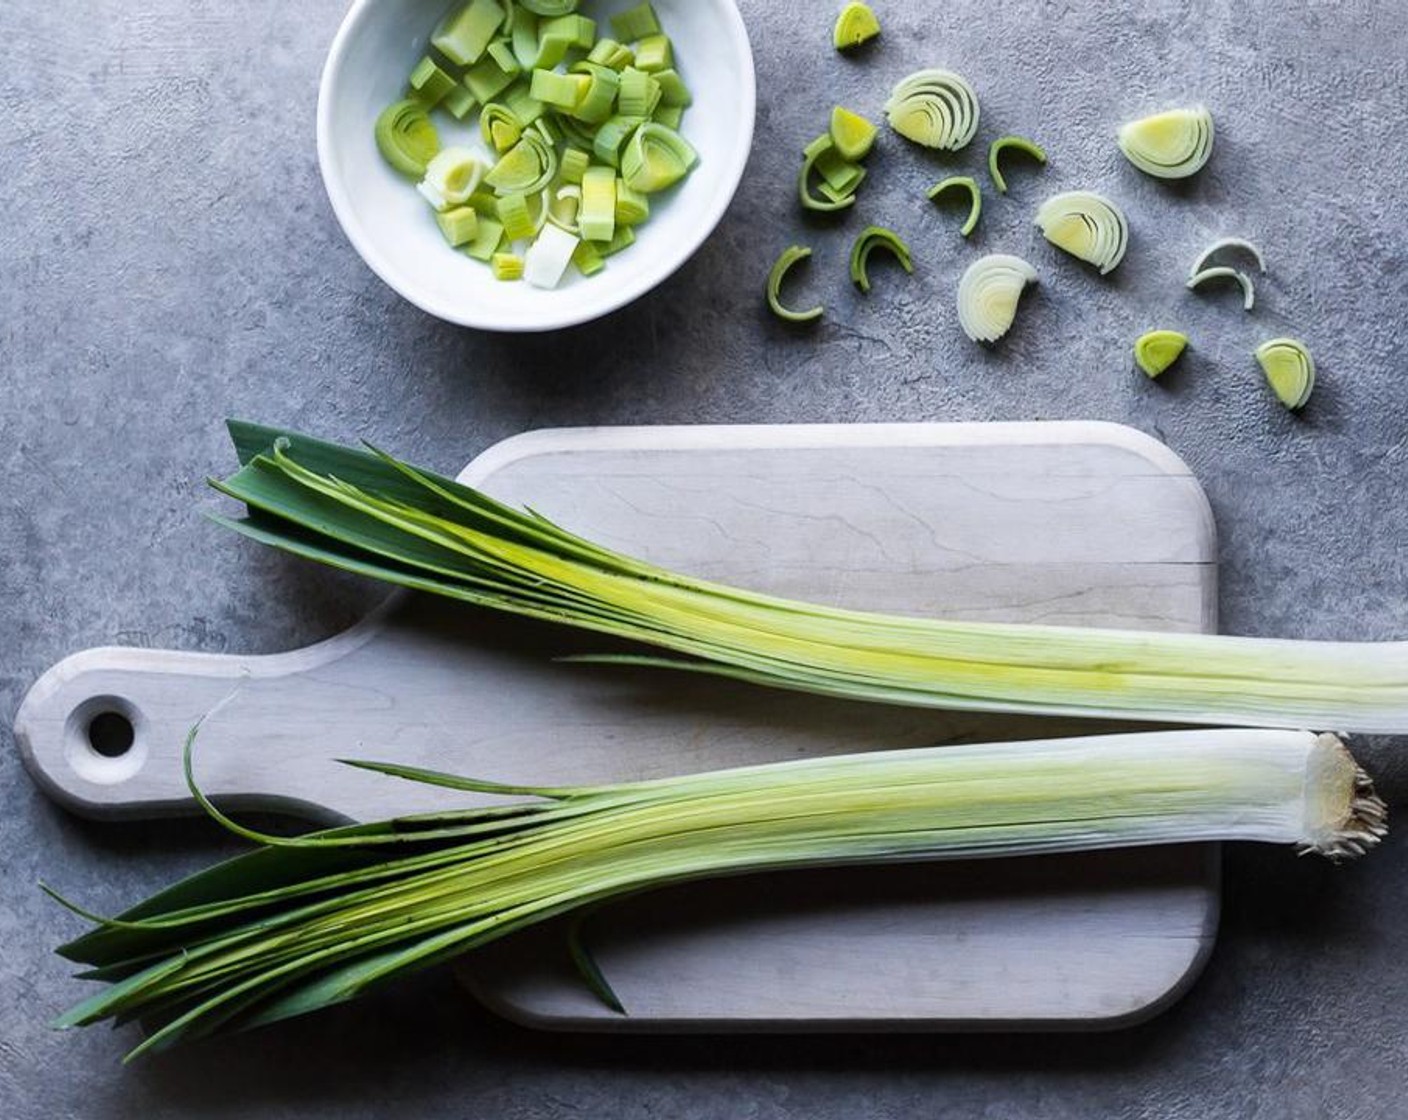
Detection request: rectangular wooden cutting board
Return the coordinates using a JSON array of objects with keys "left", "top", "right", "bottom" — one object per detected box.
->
[{"left": 16, "top": 421, "right": 1219, "bottom": 1029}]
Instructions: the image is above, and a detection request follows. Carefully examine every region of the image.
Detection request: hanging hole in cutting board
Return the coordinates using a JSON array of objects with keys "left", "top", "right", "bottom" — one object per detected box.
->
[{"left": 63, "top": 696, "right": 147, "bottom": 784}]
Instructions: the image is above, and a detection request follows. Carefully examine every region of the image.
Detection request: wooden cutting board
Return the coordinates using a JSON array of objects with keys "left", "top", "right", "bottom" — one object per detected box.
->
[{"left": 15, "top": 420, "right": 1219, "bottom": 1029}]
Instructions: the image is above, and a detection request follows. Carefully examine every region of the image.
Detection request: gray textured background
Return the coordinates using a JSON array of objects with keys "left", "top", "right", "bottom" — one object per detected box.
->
[{"left": 4, "top": 0, "right": 1408, "bottom": 1116}]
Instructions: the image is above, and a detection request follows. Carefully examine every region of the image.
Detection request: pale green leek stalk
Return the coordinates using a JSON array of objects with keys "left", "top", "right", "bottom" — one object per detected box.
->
[
  {"left": 52, "top": 727, "right": 1384, "bottom": 1058},
  {"left": 210, "top": 424, "right": 1408, "bottom": 732}
]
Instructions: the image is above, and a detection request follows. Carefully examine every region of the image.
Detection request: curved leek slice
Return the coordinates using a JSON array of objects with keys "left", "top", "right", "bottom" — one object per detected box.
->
[
  {"left": 479, "top": 103, "right": 522, "bottom": 153},
  {"left": 519, "top": 0, "right": 580, "bottom": 15},
  {"left": 925, "top": 175, "right": 981, "bottom": 237},
  {"left": 829, "top": 106, "right": 877, "bottom": 161},
  {"left": 1187, "top": 266, "right": 1255, "bottom": 311},
  {"left": 1255, "top": 338, "right": 1315, "bottom": 409},
  {"left": 492, "top": 251, "right": 525, "bottom": 281},
  {"left": 766, "top": 245, "right": 822, "bottom": 323},
  {"left": 1035, "top": 190, "right": 1129, "bottom": 275},
  {"left": 957, "top": 254, "right": 1037, "bottom": 343},
  {"left": 374, "top": 100, "right": 440, "bottom": 177},
  {"left": 496, "top": 189, "right": 549, "bottom": 241},
  {"left": 549, "top": 184, "right": 582, "bottom": 233},
  {"left": 1118, "top": 106, "right": 1214, "bottom": 179},
  {"left": 987, "top": 134, "right": 1046, "bottom": 194},
  {"left": 1191, "top": 237, "right": 1267, "bottom": 277},
  {"left": 833, "top": 2, "right": 880, "bottom": 51},
  {"left": 849, "top": 226, "right": 913, "bottom": 294},
  {"left": 884, "top": 69, "right": 979, "bottom": 151},
  {"left": 417, "top": 147, "right": 484, "bottom": 210},
  {"left": 484, "top": 132, "right": 557, "bottom": 195},
  {"left": 620, "top": 122, "right": 697, "bottom": 193},
  {"left": 1134, "top": 330, "right": 1188, "bottom": 378},
  {"left": 798, "top": 140, "right": 855, "bottom": 212},
  {"left": 523, "top": 222, "right": 579, "bottom": 288}
]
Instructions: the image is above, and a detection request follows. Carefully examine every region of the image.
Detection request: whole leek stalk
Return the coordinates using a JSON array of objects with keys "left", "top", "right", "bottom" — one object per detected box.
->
[
  {"left": 54, "top": 728, "right": 1384, "bottom": 1059},
  {"left": 212, "top": 423, "right": 1408, "bottom": 732}
]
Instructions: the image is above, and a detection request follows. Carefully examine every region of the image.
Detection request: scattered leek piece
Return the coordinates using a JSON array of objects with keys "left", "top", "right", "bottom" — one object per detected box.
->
[
  {"left": 432, "top": 0, "right": 506, "bottom": 66},
  {"left": 522, "top": 221, "right": 579, "bottom": 288},
  {"left": 618, "top": 67, "right": 661, "bottom": 117},
  {"left": 957, "top": 254, "right": 1037, "bottom": 343},
  {"left": 53, "top": 722, "right": 1380, "bottom": 1059},
  {"left": 591, "top": 114, "right": 644, "bottom": 166},
  {"left": 521, "top": 0, "right": 585, "bottom": 16},
  {"left": 579, "top": 165, "right": 617, "bottom": 241},
  {"left": 766, "top": 245, "right": 822, "bottom": 323},
  {"left": 987, "top": 134, "right": 1047, "bottom": 194},
  {"left": 530, "top": 68, "right": 588, "bottom": 110},
  {"left": 833, "top": 2, "right": 881, "bottom": 51},
  {"left": 485, "top": 133, "right": 557, "bottom": 195},
  {"left": 465, "top": 50, "right": 520, "bottom": 104},
  {"left": 614, "top": 181, "right": 649, "bottom": 225},
  {"left": 633, "top": 34, "right": 672, "bottom": 73},
  {"left": 620, "top": 123, "right": 697, "bottom": 193},
  {"left": 849, "top": 226, "right": 913, "bottom": 294},
  {"left": 408, "top": 56, "right": 459, "bottom": 107},
  {"left": 549, "top": 184, "right": 582, "bottom": 232},
  {"left": 1118, "top": 106, "right": 1215, "bottom": 179},
  {"left": 572, "top": 239, "right": 607, "bottom": 276},
  {"left": 654, "top": 103, "right": 684, "bottom": 130},
  {"left": 925, "top": 175, "right": 981, "bottom": 237},
  {"left": 463, "top": 215, "right": 505, "bottom": 261},
  {"left": 417, "top": 147, "right": 485, "bottom": 211},
  {"left": 558, "top": 145, "right": 591, "bottom": 184},
  {"left": 884, "top": 69, "right": 980, "bottom": 151},
  {"left": 434, "top": 206, "right": 481, "bottom": 248},
  {"left": 829, "top": 106, "right": 877, "bottom": 161},
  {"left": 610, "top": 2, "right": 661, "bottom": 41},
  {"left": 496, "top": 191, "right": 545, "bottom": 241},
  {"left": 1191, "top": 237, "right": 1267, "bottom": 277},
  {"left": 442, "top": 83, "right": 479, "bottom": 121},
  {"left": 798, "top": 133, "right": 867, "bottom": 213},
  {"left": 588, "top": 38, "right": 634, "bottom": 70},
  {"left": 1255, "top": 338, "right": 1315, "bottom": 409},
  {"left": 602, "top": 225, "right": 636, "bottom": 255},
  {"left": 1035, "top": 190, "right": 1129, "bottom": 275},
  {"left": 491, "top": 251, "right": 525, "bottom": 280},
  {"left": 480, "top": 103, "right": 523, "bottom": 153},
  {"left": 1134, "top": 330, "right": 1189, "bottom": 378},
  {"left": 652, "top": 69, "right": 691, "bottom": 108},
  {"left": 568, "top": 64, "right": 620, "bottom": 125},
  {"left": 374, "top": 100, "right": 440, "bottom": 177},
  {"left": 1187, "top": 266, "right": 1255, "bottom": 311},
  {"left": 208, "top": 423, "right": 1408, "bottom": 732}
]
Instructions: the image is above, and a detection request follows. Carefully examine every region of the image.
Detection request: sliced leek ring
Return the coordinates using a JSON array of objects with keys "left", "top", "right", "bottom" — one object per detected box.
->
[
  {"left": 884, "top": 68, "right": 979, "bottom": 151},
  {"left": 987, "top": 135, "right": 1046, "bottom": 194},
  {"left": 479, "top": 103, "right": 523, "bottom": 154},
  {"left": 1187, "top": 266, "right": 1255, "bottom": 311},
  {"left": 849, "top": 226, "right": 913, "bottom": 294},
  {"left": 1191, "top": 237, "right": 1267, "bottom": 277},
  {"left": 833, "top": 2, "right": 880, "bottom": 50},
  {"left": 484, "top": 131, "right": 557, "bottom": 195},
  {"left": 374, "top": 100, "right": 441, "bottom": 178},
  {"left": 1118, "top": 106, "right": 1214, "bottom": 179},
  {"left": 1255, "top": 338, "right": 1315, "bottom": 410},
  {"left": 417, "top": 146, "right": 485, "bottom": 211},
  {"left": 1034, "top": 190, "right": 1128, "bottom": 274},
  {"left": 766, "top": 245, "right": 823, "bottom": 323},
  {"left": 1134, "top": 330, "right": 1189, "bottom": 378},
  {"left": 620, "top": 123, "right": 697, "bottom": 193},
  {"left": 956, "top": 253, "right": 1037, "bottom": 343},
  {"left": 926, "top": 175, "right": 981, "bottom": 237}
]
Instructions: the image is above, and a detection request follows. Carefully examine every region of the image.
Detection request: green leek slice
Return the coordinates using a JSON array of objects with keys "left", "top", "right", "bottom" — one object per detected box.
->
[
  {"left": 1255, "top": 338, "right": 1315, "bottom": 409},
  {"left": 1034, "top": 190, "right": 1128, "bottom": 275},
  {"left": 591, "top": 115, "right": 645, "bottom": 167},
  {"left": 510, "top": 6, "right": 542, "bottom": 68},
  {"left": 579, "top": 165, "right": 616, "bottom": 241},
  {"left": 479, "top": 103, "right": 523, "bottom": 153},
  {"left": 464, "top": 50, "right": 520, "bottom": 103},
  {"left": 614, "top": 181, "right": 649, "bottom": 225},
  {"left": 496, "top": 189, "right": 548, "bottom": 241},
  {"left": 572, "top": 239, "right": 607, "bottom": 275},
  {"left": 849, "top": 226, "right": 913, "bottom": 294},
  {"left": 434, "top": 206, "right": 480, "bottom": 248},
  {"left": 610, "top": 1, "right": 660, "bottom": 42},
  {"left": 463, "top": 215, "right": 505, "bottom": 260},
  {"left": 520, "top": 0, "right": 582, "bottom": 15},
  {"left": 1191, "top": 237, "right": 1267, "bottom": 277},
  {"left": 588, "top": 38, "right": 635, "bottom": 70},
  {"left": 884, "top": 68, "right": 979, "bottom": 151},
  {"left": 987, "top": 134, "right": 1046, "bottom": 194},
  {"left": 798, "top": 136, "right": 859, "bottom": 212},
  {"left": 568, "top": 63, "right": 620, "bottom": 124},
  {"left": 529, "top": 68, "right": 588, "bottom": 109},
  {"left": 653, "top": 103, "right": 684, "bottom": 129},
  {"left": 1187, "top": 266, "right": 1255, "bottom": 311},
  {"left": 442, "top": 83, "right": 478, "bottom": 120},
  {"left": 503, "top": 84, "right": 547, "bottom": 125},
  {"left": 652, "top": 68, "right": 691, "bottom": 107},
  {"left": 491, "top": 251, "right": 525, "bottom": 280},
  {"left": 1118, "top": 106, "right": 1214, "bottom": 179},
  {"left": 484, "top": 132, "right": 557, "bottom": 195},
  {"left": 558, "top": 145, "right": 591, "bottom": 184},
  {"left": 766, "top": 245, "right": 822, "bottom": 323},
  {"left": 957, "top": 253, "right": 1037, "bottom": 342},
  {"left": 417, "top": 147, "right": 485, "bottom": 210},
  {"left": 1134, "top": 330, "right": 1188, "bottom": 378},
  {"left": 618, "top": 67, "right": 662, "bottom": 117},
  {"left": 925, "top": 175, "right": 981, "bottom": 237},
  {"left": 548, "top": 184, "right": 581, "bottom": 233},
  {"left": 374, "top": 100, "right": 440, "bottom": 177},
  {"left": 602, "top": 224, "right": 636, "bottom": 255},
  {"left": 829, "top": 106, "right": 876, "bottom": 161},
  {"left": 408, "top": 56, "right": 459, "bottom": 107},
  {"left": 542, "top": 12, "right": 595, "bottom": 47},
  {"left": 833, "top": 2, "right": 880, "bottom": 50},
  {"left": 633, "top": 34, "right": 671, "bottom": 73},
  {"left": 431, "top": 0, "right": 506, "bottom": 66},
  {"left": 620, "top": 123, "right": 697, "bottom": 193}
]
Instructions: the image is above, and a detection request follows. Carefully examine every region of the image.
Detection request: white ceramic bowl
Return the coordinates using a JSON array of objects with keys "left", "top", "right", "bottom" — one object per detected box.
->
[{"left": 318, "top": 0, "right": 755, "bottom": 332}]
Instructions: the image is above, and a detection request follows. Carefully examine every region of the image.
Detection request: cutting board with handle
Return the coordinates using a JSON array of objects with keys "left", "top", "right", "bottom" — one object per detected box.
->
[{"left": 16, "top": 420, "right": 1219, "bottom": 1029}]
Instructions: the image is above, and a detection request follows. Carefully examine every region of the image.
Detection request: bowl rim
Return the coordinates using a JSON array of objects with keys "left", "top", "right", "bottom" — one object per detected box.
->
[{"left": 316, "top": 0, "right": 756, "bottom": 333}]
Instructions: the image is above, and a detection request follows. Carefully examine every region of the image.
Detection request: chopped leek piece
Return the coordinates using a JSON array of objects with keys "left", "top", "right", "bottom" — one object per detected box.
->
[
  {"left": 480, "top": 103, "right": 523, "bottom": 152},
  {"left": 569, "top": 63, "right": 620, "bottom": 124},
  {"left": 497, "top": 190, "right": 544, "bottom": 241},
  {"left": 374, "top": 100, "right": 440, "bottom": 177},
  {"left": 620, "top": 122, "right": 696, "bottom": 192},
  {"left": 488, "top": 39, "right": 522, "bottom": 75},
  {"left": 957, "top": 253, "right": 1038, "bottom": 343},
  {"left": 1134, "top": 330, "right": 1188, "bottom": 378},
  {"left": 652, "top": 68, "right": 691, "bottom": 108},
  {"left": 530, "top": 68, "right": 588, "bottom": 109},
  {"left": 987, "top": 134, "right": 1046, "bottom": 194},
  {"left": 417, "top": 146, "right": 485, "bottom": 210},
  {"left": 465, "top": 50, "right": 519, "bottom": 103},
  {"left": 588, "top": 38, "right": 634, "bottom": 70},
  {"left": 409, "top": 55, "right": 458, "bottom": 106},
  {"left": 485, "top": 132, "right": 557, "bottom": 194},
  {"left": 541, "top": 12, "right": 595, "bottom": 47},
  {"left": 633, "top": 33, "right": 671, "bottom": 73},
  {"left": 503, "top": 84, "right": 547, "bottom": 125},
  {"left": 491, "top": 251, "right": 525, "bottom": 280},
  {"left": 766, "top": 244, "right": 822, "bottom": 323},
  {"left": 849, "top": 226, "right": 913, "bottom": 294},
  {"left": 572, "top": 239, "right": 606, "bottom": 275},
  {"left": 579, "top": 165, "right": 616, "bottom": 241},
  {"left": 523, "top": 221, "right": 579, "bottom": 287},
  {"left": 798, "top": 144, "right": 855, "bottom": 212},
  {"left": 593, "top": 115, "right": 646, "bottom": 166},
  {"left": 467, "top": 186, "right": 500, "bottom": 216},
  {"left": 533, "top": 115, "right": 560, "bottom": 146},
  {"left": 1191, "top": 237, "right": 1267, "bottom": 277},
  {"left": 442, "top": 82, "right": 478, "bottom": 120},
  {"left": 804, "top": 134, "right": 865, "bottom": 195},
  {"left": 1118, "top": 105, "right": 1214, "bottom": 179},
  {"left": 610, "top": 1, "right": 661, "bottom": 42},
  {"left": 618, "top": 67, "right": 662, "bottom": 117},
  {"left": 434, "top": 205, "right": 480, "bottom": 247},
  {"left": 1035, "top": 190, "right": 1129, "bottom": 275},
  {"left": 432, "top": 0, "right": 506, "bottom": 66},
  {"left": 829, "top": 106, "right": 876, "bottom": 161},
  {"left": 463, "top": 214, "right": 505, "bottom": 260},
  {"left": 549, "top": 184, "right": 581, "bottom": 232},
  {"left": 1187, "top": 266, "right": 1255, "bottom": 311},
  {"left": 558, "top": 146, "right": 591, "bottom": 184},
  {"left": 884, "top": 68, "right": 979, "bottom": 151},
  {"left": 1255, "top": 338, "right": 1315, "bottom": 409},
  {"left": 602, "top": 224, "right": 636, "bottom": 255},
  {"left": 925, "top": 175, "right": 982, "bottom": 237},
  {"left": 510, "top": 6, "right": 541, "bottom": 68},
  {"left": 519, "top": 0, "right": 582, "bottom": 14},
  {"left": 833, "top": 2, "right": 880, "bottom": 50},
  {"left": 614, "top": 181, "right": 649, "bottom": 225},
  {"left": 653, "top": 103, "right": 683, "bottom": 129}
]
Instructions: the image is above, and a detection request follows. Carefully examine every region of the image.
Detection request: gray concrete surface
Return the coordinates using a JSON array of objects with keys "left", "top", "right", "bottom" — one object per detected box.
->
[{"left": 3, "top": 0, "right": 1408, "bottom": 1115}]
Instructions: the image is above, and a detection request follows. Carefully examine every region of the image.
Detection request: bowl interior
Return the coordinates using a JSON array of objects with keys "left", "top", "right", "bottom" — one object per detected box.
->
[{"left": 319, "top": 0, "right": 754, "bottom": 331}]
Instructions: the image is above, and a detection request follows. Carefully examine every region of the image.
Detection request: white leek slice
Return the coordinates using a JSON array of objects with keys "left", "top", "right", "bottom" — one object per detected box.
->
[
  {"left": 417, "top": 147, "right": 484, "bottom": 211},
  {"left": 957, "top": 253, "right": 1037, "bottom": 343},
  {"left": 1255, "top": 337, "right": 1315, "bottom": 409},
  {"left": 1118, "top": 106, "right": 1214, "bottom": 179},
  {"left": 523, "top": 222, "right": 579, "bottom": 288},
  {"left": 884, "top": 68, "right": 979, "bottom": 151},
  {"left": 1035, "top": 190, "right": 1129, "bottom": 275},
  {"left": 1191, "top": 237, "right": 1267, "bottom": 277},
  {"left": 1187, "top": 265, "right": 1255, "bottom": 311}
]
